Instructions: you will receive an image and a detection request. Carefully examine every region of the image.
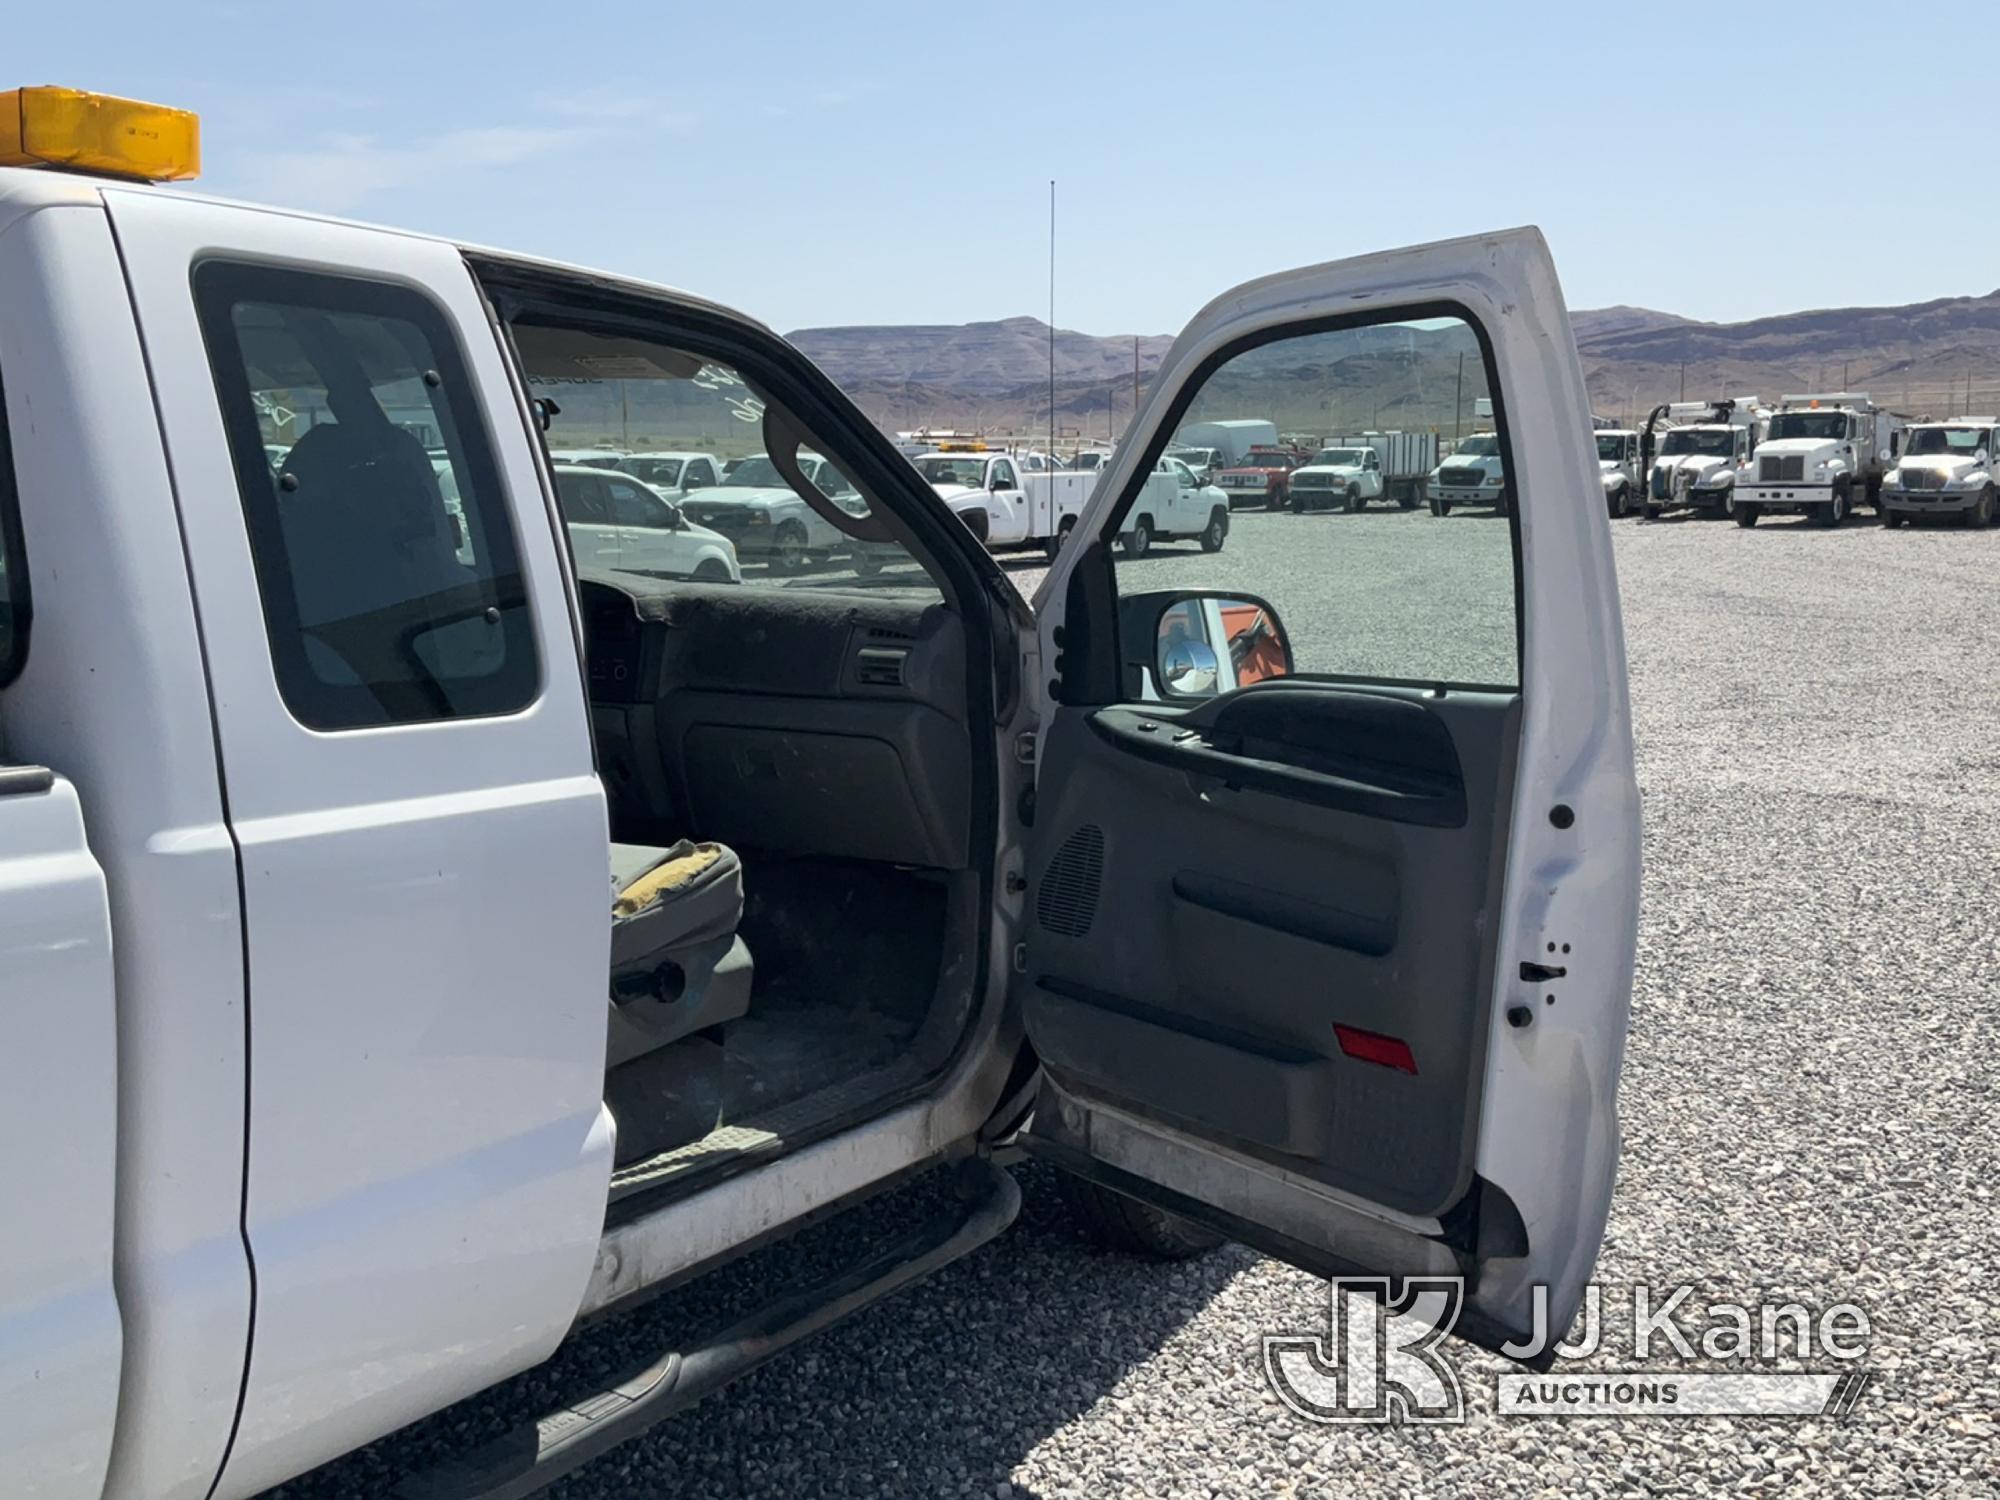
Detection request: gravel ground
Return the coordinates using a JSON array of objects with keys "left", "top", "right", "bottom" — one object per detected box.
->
[{"left": 267, "top": 506, "right": 1999, "bottom": 1499}]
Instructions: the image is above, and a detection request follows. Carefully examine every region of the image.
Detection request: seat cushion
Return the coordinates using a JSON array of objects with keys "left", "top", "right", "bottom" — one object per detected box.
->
[{"left": 606, "top": 840, "right": 753, "bottom": 1067}]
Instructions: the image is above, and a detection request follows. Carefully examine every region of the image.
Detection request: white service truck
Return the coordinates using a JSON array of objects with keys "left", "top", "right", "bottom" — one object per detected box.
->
[
  {"left": 1879, "top": 418, "right": 2000, "bottom": 527},
  {"left": 0, "top": 85, "right": 1639, "bottom": 1500},
  {"left": 914, "top": 450, "right": 1228, "bottom": 558},
  {"left": 1287, "top": 444, "right": 1385, "bottom": 511},
  {"left": 1731, "top": 393, "right": 1901, "bottom": 527},
  {"left": 1303, "top": 430, "right": 1439, "bottom": 510},
  {"left": 1638, "top": 399, "right": 1766, "bottom": 520}
]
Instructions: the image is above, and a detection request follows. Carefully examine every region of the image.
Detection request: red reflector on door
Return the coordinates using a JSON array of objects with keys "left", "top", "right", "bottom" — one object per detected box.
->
[{"left": 1333, "top": 1024, "right": 1417, "bottom": 1074}]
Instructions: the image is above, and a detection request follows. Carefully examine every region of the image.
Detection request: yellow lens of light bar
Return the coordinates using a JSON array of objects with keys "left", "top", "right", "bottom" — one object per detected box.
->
[{"left": 0, "top": 86, "right": 200, "bottom": 181}]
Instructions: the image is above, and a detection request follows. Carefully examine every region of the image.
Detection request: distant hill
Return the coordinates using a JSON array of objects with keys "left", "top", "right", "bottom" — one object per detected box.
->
[{"left": 785, "top": 293, "right": 2000, "bottom": 439}]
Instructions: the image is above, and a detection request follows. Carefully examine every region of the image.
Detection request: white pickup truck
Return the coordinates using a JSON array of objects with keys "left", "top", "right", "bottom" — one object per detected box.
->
[
  {"left": 0, "top": 86, "right": 1638, "bottom": 1500},
  {"left": 1286, "top": 445, "right": 1386, "bottom": 511},
  {"left": 915, "top": 450, "right": 1228, "bottom": 558}
]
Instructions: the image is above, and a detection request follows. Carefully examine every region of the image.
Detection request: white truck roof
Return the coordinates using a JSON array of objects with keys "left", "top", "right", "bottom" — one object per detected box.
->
[{"left": 1778, "top": 392, "right": 1875, "bottom": 409}]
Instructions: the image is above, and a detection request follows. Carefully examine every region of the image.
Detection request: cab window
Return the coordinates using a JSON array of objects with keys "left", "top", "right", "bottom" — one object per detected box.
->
[
  {"left": 555, "top": 471, "right": 610, "bottom": 524},
  {"left": 991, "top": 459, "right": 1018, "bottom": 489},
  {"left": 195, "top": 262, "right": 538, "bottom": 729},
  {"left": 607, "top": 477, "right": 673, "bottom": 528},
  {"left": 1114, "top": 312, "right": 1518, "bottom": 689}
]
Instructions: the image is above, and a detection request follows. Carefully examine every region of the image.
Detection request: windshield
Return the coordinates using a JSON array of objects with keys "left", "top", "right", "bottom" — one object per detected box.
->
[
  {"left": 915, "top": 456, "right": 989, "bottom": 487},
  {"left": 1455, "top": 435, "right": 1499, "bottom": 457},
  {"left": 1312, "top": 449, "right": 1367, "bottom": 467},
  {"left": 1595, "top": 435, "right": 1628, "bottom": 461},
  {"left": 1769, "top": 412, "right": 1849, "bottom": 441},
  {"left": 1660, "top": 429, "right": 1735, "bottom": 457},
  {"left": 1903, "top": 426, "right": 1986, "bottom": 457}
]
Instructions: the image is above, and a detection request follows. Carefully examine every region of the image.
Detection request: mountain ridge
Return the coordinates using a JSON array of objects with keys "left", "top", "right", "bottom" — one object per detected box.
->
[{"left": 787, "top": 291, "right": 2000, "bottom": 433}]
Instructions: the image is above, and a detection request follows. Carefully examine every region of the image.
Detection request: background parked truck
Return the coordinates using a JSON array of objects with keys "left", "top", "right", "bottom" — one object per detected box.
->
[
  {"left": 1429, "top": 400, "right": 1507, "bottom": 514},
  {"left": 1731, "top": 393, "right": 1901, "bottom": 528},
  {"left": 1639, "top": 398, "right": 1766, "bottom": 520},
  {"left": 914, "top": 449, "right": 1227, "bottom": 557},
  {"left": 1880, "top": 418, "right": 2000, "bottom": 527},
  {"left": 1321, "top": 430, "right": 1438, "bottom": 509}
]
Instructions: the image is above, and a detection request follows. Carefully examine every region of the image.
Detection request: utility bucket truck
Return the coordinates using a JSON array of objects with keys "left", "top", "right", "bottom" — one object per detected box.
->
[{"left": 1731, "top": 394, "right": 1901, "bottom": 528}]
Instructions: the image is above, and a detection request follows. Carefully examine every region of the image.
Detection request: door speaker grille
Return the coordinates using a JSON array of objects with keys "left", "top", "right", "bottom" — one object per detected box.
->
[{"left": 1037, "top": 824, "right": 1105, "bottom": 937}]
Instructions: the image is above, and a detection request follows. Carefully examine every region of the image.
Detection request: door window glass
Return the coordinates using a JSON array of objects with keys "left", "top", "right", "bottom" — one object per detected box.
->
[
  {"left": 1109, "top": 312, "right": 1519, "bottom": 689},
  {"left": 195, "top": 262, "right": 538, "bottom": 729},
  {"left": 554, "top": 471, "right": 609, "bottom": 523},
  {"left": 607, "top": 477, "right": 673, "bottom": 528},
  {"left": 991, "top": 459, "right": 1017, "bottom": 489}
]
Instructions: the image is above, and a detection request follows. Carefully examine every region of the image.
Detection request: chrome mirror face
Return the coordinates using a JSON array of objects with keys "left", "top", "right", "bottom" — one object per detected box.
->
[{"left": 1158, "top": 636, "right": 1221, "bottom": 697}]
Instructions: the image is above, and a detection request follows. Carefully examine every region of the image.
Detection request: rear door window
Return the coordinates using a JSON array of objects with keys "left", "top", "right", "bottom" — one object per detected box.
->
[{"left": 195, "top": 262, "right": 538, "bottom": 729}]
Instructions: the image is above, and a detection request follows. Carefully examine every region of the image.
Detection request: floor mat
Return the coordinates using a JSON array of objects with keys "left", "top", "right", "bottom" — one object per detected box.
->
[{"left": 606, "top": 858, "right": 946, "bottom": 1166}]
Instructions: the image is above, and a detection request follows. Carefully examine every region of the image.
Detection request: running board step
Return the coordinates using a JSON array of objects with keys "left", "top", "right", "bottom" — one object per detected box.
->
[{"left": 394, "top": 1158, "right": 1021, "bottom": 1500}]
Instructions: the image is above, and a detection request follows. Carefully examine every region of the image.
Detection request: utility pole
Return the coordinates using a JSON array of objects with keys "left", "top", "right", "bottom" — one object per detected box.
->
[
  {"left": 1842, "top": 360, "right": 1850, "bottom": 389},
  {"left": 1048, "top": 180, "right": 1056, "bottom": 462},
  {"left": 1453, "top": 352, "right": 1465, "bottom": 441},
  {"left": 1679, "top": 361, "right": 1686, "bottom": 401},
  {"left": 1133, "top": 336, "right": 1140, "bottom": 429}
]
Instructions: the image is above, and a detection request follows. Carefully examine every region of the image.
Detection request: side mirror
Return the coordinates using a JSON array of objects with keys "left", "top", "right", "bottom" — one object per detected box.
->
[
  {"left": 1119, "top": 589, "right": 1295, "bottom": 700},
  {"left": 990, "top": 473, "right": 1008, "bottom": 491}
]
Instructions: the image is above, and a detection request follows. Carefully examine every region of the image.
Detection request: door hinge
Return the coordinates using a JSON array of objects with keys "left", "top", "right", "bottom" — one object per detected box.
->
[{"left": 1013, "top": 731, "right": 1038, "bottom": 765}]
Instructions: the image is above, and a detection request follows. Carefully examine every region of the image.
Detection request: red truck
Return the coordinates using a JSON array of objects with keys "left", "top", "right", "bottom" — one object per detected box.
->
[{"left": 1213, "top": 445, "right": 1304, "bottom": 511}]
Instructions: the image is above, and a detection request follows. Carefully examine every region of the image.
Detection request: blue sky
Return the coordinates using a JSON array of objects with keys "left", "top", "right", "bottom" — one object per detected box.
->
[{"left": 15, "top": 1, "right": 1993, "bottom": 336}]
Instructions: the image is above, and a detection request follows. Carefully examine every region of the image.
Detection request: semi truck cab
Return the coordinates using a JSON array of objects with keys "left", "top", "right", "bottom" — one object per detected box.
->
[
  {"left": 1731, "top": 393, "right": 1899, "bottom": 528},
  {"left": 1880, "top": 419, "right": 2000, "bottom": 527},
  {"left": 0, "top": 87, "right": 1641, "bottom": 1500}
]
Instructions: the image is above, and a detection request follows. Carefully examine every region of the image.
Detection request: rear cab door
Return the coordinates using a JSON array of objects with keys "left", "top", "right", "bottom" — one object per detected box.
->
[
  {"left": 1019, "top": 228, "right": 1639, "bottom": 1357},
  {"left": 104, "top": 190, "right": 613, "bottom": 1494}
]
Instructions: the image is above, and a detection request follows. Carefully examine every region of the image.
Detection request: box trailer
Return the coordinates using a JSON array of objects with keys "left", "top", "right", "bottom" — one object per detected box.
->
[{"left": 1175, "top": 419, "right": 1278, "bottom": 468}]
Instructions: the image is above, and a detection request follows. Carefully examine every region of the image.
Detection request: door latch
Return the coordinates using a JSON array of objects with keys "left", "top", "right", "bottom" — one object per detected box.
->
[{"left": 1518, "top": 960, "right": 1567, "bottom": 983}]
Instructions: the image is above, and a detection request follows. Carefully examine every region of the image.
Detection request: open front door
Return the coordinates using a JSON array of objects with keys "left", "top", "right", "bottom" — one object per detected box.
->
[{"left": 1019, "top": 228, "right": 1639, "bottom": 1358}]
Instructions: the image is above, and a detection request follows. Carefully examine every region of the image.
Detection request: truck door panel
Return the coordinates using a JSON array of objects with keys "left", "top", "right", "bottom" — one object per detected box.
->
[
  {"left": 1023, "top": 229, "right": 1639, "bottom": 1355},
  {"left": 104, "top": 191, "right": 612, "bottom": 1498},
  {"left": 1024, "top": 687, "right": 1517, "bottom": 1213},
  {"left": 0, "top": 773, "right": 120, "bottom": 1500}
]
